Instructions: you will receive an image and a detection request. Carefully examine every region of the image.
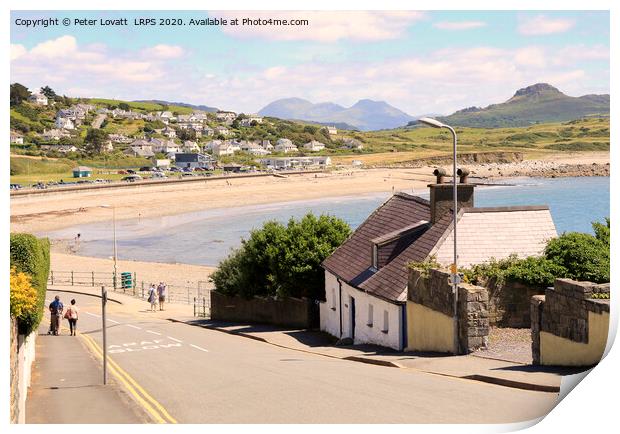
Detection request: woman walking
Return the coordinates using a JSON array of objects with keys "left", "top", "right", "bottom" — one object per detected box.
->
[
  {"left": 148, "top": 283, "right": 158, "bottom": 312},
  {"left": 64, "top": 299, "right": 79, "bottom": 336}
]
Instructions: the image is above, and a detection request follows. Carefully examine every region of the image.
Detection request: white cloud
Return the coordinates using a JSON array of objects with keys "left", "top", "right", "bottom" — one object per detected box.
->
[
  {"left": 433, "top": 21, "right": 486, "bottom": 30},
  {"left": 10, "top": 44, "right": 26, "bottom": 61},
  {"left": 30, "top": 35, "right": 77, "bottom": 58},
  {"left": 514, "top": 46, "right": 547, "bottom": 68},
  {"left": 518, "top": 15, "right": 575, "bottom": 35},
  {"left": 142, "top": 44, "right": 184, "bottom": 59},
  {"left": 210, "top": 11, "right": 425, "bottom": 42}
]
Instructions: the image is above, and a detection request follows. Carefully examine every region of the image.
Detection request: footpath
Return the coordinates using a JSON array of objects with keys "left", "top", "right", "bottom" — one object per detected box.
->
[
  {"left": 47, "top": 285, "right": 582, "bottom": 394},
  {"left": 26, "top": 320, "right": 147, "bottom": 423}
]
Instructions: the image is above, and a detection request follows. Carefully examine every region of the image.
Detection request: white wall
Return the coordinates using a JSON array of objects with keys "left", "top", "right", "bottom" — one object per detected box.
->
[
  {"left": 17, "top": 331, "right": 37, "bottom": 424},
  {"left": 320, "top": 270, "right": 403, "bottom": 350}
]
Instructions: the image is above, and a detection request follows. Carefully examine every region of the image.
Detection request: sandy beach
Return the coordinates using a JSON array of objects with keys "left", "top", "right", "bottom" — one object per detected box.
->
[{"left": 10, "top": 151, "right": 609, "bottom": 235}]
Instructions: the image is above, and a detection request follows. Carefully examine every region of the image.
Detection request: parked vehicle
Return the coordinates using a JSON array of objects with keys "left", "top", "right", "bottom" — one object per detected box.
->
[
  {"left": 182, "top": 172, "right": 197, "bottom": 177},
  {"left": 151, "top": 172, "right": 168, "bottom": 179},
  {"left": 10, "top": 184, "right": 21, "bottom": 190},
  {"left": 140, "top": 166, "right": 154, "bottom": 172},
  {"left": 121, "top": 174, "right": 142, "bottom": 182},
  {"left": 169, "top": 167, "right": 181, "bottom": 172},
  {"left": 127, "top": 169, "right": 137, "bottom": 174}
]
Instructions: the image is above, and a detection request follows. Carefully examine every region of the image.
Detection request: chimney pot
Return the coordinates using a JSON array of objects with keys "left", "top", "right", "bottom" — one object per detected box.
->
[
  {"left": 433, "top": 167, "right": 447, "bottom": 184},
  {"left": 457, "top": 168, "right": 470, "bottom": 183}
]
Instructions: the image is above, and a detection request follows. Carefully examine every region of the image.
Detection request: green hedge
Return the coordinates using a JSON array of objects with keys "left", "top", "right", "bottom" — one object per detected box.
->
[{"left": 10, "top": 233, "right": 50, "bottom": 335}]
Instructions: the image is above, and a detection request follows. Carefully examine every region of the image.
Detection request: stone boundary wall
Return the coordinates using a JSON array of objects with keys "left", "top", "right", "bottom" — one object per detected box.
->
[
  {"left": 10, "top": 317, "right": 37, "bottom": 424},
  {"left": 486, "top": 280, "right": 546, "bottom": 328},
  {"left": 408, "top": 269, "right": 489, "bottom": 354},
  {"left": 210, "top": 291, "right": 317, "bottom": 329},
  {"left": 531, "top": 278, "right": 610, "bottom": 365}
]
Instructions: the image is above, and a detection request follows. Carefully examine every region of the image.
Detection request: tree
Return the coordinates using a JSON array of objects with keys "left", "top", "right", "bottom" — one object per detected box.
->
[
  {"left": 40, "top": 85, "right": 57, "bottom": 99},
  {"left": 118, "top": 102, "right": 130, "bottom": 111},
  {"left": 177, "top": 128, "right": 196, "bottom": 141},
  {"left": 84, "top": 128, "right": 110, "bottom": 154},
  {"left": 212, "top": 213, "right": 351, "bottom": 300},
  {"left": 10, "top": 83, "right": 30, "bottom": 106}
]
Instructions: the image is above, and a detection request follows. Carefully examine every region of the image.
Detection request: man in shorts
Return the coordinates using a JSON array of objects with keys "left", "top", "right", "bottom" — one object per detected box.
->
[
  {"left": 48, "top": 295, "right": 64, "bottom": 335},
  {"left": 157, "top": 282, "right": 166, "bottom": 311}
]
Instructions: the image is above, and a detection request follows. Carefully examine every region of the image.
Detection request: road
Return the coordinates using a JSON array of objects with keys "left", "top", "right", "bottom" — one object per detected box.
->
[
  {"left": 51, "top": 293, "right": 559, "bottom": 424},
  {"left": 91, "top": 114, "right": 107, "bottom": 129}
]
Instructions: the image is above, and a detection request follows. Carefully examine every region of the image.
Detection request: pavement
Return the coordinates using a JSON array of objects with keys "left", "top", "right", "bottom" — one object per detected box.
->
[
  {"left": 35, "top": 285, "right": 567, "bottom": 423},
  {"left": 26, "top": 320, "right": 148, "bottom": 423}
]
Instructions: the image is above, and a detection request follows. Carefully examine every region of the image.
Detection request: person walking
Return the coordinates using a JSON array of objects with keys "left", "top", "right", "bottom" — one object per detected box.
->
[
  {"left": 148, "top": 284, "right": 157, "bottom": 312},
  {"left": 64, "top": 299, "right": 79, "bottom": 336},
  {"left": 48, "top": 295, "right": 64, "bottom": 335},
  {"left": 157, "top": 282, "right": 167, "bottom": 311}
]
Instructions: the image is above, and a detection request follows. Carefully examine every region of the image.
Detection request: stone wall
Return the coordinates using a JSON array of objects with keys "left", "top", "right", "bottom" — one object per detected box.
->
[
  {"left": 10, "top": 317, "right": 19, "bottom": 424},
  {"left": 486, "top": 280, "right": 545, "bottom": 328},
  {"left": 408, "top": 268, "right": 489, "bottom": 354},
  {"left": 531, "top": 279, "right": 610, "bottom": 366},
  {"left": 210, "top": 291, "right": 318, "bottom": 329}
]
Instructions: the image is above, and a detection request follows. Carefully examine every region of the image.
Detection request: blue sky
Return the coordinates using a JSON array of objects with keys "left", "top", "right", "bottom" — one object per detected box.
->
[{"left": 10, "top": 10, "right": 609, "bottom": 115}]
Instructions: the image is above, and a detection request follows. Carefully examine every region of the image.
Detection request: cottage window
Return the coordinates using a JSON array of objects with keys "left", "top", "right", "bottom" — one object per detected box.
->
[
  {"left": 331, "top": 288, "right": 336, "bottom": 311},
  {"left": 382, "top": 310, "right": 389, "bottom": 333},
  {"left": 367, "top": 304, "right": 374, "bottom": 327}
]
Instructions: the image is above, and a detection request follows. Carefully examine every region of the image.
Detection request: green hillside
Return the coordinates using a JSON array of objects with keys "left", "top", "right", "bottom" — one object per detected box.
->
[{"left": 435, "top": 83, "right": 609, "bottom": 128}]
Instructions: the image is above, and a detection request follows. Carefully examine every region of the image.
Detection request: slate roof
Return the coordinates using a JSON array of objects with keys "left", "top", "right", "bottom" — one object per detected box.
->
[{"left": 322, "top": 192, "right": 434, "bottom": 304}]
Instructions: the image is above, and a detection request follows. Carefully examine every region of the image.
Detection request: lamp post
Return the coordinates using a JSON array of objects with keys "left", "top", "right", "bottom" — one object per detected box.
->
[
  {"left": 418, "top": 117, "right": 461, "bottom": 348},
  {"left": 101, "top": 205, "right": 117, "bottom": 288}
]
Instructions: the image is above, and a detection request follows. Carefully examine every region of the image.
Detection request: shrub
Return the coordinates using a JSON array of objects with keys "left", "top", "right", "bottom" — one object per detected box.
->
[
  {"left": 212, "top": 213, "right": 351, "bottom": 300},
  {"left": 544, "top": 232, "right": 609, "bottom": 283},
  {"left": 10, "top": 234, "right": 50, "bottom": 335},
  {"left": 10, "top": 267, "right": 38, "bottom": 320}
]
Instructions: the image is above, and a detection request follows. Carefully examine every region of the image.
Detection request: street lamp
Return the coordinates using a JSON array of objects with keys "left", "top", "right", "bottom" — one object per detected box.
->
[
  {"left": 418, "top": 117, "right": 460, "bottom": 349},
  {"left": 100, "top": 205, "right": 117, "bottom": 288}
]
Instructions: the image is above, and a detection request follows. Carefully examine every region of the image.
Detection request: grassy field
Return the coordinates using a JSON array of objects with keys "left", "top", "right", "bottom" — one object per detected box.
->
[
  {"left": 332, "top": 117, "right": 609, "bottom": 165},
  {"left": 87, "top": 99, "right": 195, "bottom": 115}
]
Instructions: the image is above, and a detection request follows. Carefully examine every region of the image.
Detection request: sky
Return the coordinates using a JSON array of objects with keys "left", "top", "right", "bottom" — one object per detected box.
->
[{"left": 10, "top": 10, "right": 610, "bottom": 116}]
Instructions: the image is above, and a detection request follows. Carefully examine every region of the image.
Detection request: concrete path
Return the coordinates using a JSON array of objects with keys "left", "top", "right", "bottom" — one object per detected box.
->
[{"left": 26, "top": 321, "right": 148, "bottom": 423}]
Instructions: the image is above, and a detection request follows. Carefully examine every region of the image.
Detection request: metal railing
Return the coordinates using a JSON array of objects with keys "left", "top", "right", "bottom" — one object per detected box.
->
[
  {"left": 48, "top": 270, "right": 212, "bottom": 309},
  {"left": 193, "top": 297, "right": 210, "bottom": 318}
]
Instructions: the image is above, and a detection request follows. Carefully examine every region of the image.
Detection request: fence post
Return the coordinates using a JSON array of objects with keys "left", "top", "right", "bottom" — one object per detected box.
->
[
  {"left": 51, "top": 270, "right": 54, "bottom": 285},
  {"left": 71, "top": 271, "right": 74, "bottom": 286},
  {"left": 193, "top": 297, "right": 196, "bottom": 317},
  {"left": 92, "top": 271, "right": 95, "bottom": 287},
  {"left": 203, "top": 297, "right": 206, "bottom": 317},
  {"left": 141, "top": 281, "right": 145, "bottom": 299}
]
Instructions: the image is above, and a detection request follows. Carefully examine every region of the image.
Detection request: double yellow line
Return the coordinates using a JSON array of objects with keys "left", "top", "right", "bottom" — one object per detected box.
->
[{"left": 79, "top": 331, "right": 178, "bottom": 424}]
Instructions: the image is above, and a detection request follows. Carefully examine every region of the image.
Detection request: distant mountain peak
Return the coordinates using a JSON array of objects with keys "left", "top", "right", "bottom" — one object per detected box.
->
[{"left": 513, "top": 83, "right": 562, "bottom": 98}]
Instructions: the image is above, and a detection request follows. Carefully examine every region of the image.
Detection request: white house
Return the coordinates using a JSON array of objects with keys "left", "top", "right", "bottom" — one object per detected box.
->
[
  {"left": 240, "top": 141, "right": 270, "bottom": 156},
  {"left": 240, "top": 115, "right": 264, "bottom": 127},
  {"left": 41, "top": 129, "right": 71, "bottom": 141},
  {"left": 275, "top": 138, "right": 298, "bottom": 153},
  {"left": 10, "top": 131, "right": 23, "bottom": 145},
  {"left": 303, "top": 140, "right": 326, "bottom": 152},
  {"left": 55, "top": 117, "right": 75, "bottom": 130},
  {"left": 28, "top": 92, "right": 48, "bottom": 106},
  {"left": 40, "top": 144, "right": 78, "bottom": 154},
  {"left": 212, "top": 142, "right": 236, "bottom": 157},
  {"left": 259, "top": 156, "right": 331, "bottom": 169},
  {"left": 182, "top": 140, "right": 201, "bottom": 153},
  {"left": 320, "top": 173, "right": 557, "bottom": 350},
  {"left": 214, "top": 126, "right": 231, "bottom": 137},
  {"left": 216, "top": 111, "right": 237, "bottom": 125},
  {"left": 163, "top": 126, "right": 177, "bottom": 138},
  {"left": 150, "top": 139, "right": 180, "bottom": 154},
  {"left": 324, "top": 126, "right": 338, "bottom": 135},
  {"left": 342, "top": 137, "right": 364, "bottom": 150}
]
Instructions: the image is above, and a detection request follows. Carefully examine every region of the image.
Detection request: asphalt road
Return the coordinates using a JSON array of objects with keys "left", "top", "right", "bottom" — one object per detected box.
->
[{"left": 52, "top": 294, "right": 559, "bottom": 424}]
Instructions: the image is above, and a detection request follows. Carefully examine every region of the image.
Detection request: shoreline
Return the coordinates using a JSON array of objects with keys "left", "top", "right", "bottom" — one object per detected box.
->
[{"left": 10, "top": 152, "right": 609, "bottom": 234}]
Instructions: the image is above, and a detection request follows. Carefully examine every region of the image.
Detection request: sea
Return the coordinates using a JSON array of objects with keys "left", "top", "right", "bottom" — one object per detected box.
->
[{"left": 41, "top": 176, "right": 610, "bottom": 267}]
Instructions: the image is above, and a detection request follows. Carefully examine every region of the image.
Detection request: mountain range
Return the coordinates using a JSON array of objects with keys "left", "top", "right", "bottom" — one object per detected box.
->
[
  {"left": 258, "top": 98, "right": 415, "bottom": 131},
  {"left": 434, "top": 83, "right": 610, "bottom": 128}
]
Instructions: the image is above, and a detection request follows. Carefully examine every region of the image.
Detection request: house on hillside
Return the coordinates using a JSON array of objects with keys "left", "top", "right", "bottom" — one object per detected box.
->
[
  {"left": 212, "top": 141, "right": 236, "bottom": 157},
  {"left": 214, "top": 126, "right": 231, "bottom": 137},
  {"left": 240, "top": 115, "right": 264, "bottom": 126},
  {"left": 216, "top": 111, "right": 237, "bottom": 125},
  {"left": 240, "top": 140, "right": 271, "bottom": 156},
  {"left": 40, "top": 129, "right": 71, "bottom": 141},
  {"left": 163, "top": 126, "right": 177, "bottom": 138},
  {"left": 323, "top": 126, "right": 338, "bottom": 135},
  {"left": 341, "top": 137, "right": 364, "bottom": 150},
  {"left": 28, "top": 92, "right": 48, "bottom": 106},
  {"left": 320, "top": 171, "right": 557, "bottom": 350},
  {"left": 125, "top": 139, "right": 155, "bottom": 157},
  {"left": 275, "top": 138, "right": 298, "bottom": 153},
  {"left": 175, "top": 153, "right": 215, "bottom": 170},
  {"left": 10, "top": 131, "right": 23, "bottom": 145},
  {"left": 40, "top": 144, "right": 78, "bottom": 154},
  {"left": 182, "top": 140, "right": 201, "bottom": 153},
  {"left": 55, "top": 116, "right": 75, "bottom": 130},
  {"left": 303, "top": 140, "right": 326, "bottom": 152},
  {"left": 259, "top": 156, "right": 331, "bottom": 170}
]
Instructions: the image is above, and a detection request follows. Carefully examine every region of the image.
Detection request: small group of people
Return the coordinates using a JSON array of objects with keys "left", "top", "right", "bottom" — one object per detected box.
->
[
  {"left": 48, "top": 295, "right": 79, "bottom": 336},
  {"left": 147, "top": 282, "right": 167, "bottom": 311}
]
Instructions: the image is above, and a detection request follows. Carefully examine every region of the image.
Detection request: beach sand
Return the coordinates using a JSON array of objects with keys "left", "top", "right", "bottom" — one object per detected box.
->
[{"left": 11, "top": 151, "right": 609, "bottom": 234}]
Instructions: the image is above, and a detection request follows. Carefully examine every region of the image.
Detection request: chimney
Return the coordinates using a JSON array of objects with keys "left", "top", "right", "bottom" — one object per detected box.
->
[{"left": 428, "top": 168, "right": 475, "bottom": 224}]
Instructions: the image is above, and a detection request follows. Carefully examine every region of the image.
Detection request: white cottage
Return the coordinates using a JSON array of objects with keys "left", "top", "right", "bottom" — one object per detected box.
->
[{"left": 320, "top": 171, "right": 557, "bottom": 350}]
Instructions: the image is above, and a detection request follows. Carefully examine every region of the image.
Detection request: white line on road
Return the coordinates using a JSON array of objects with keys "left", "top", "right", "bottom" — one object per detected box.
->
[
  {"left": 85, "top": 312, "right": 101, "bottom": 318},
  {"left": 190, "top": 344, "right": 209, "bottom": 352},
  {"left": 167, "top": 337, "right": 183, "bottom": 343},
  {"left": 146, "top": 330, "right": 162, "bottom": 336},
  {"left": 107, "top": 319, "right": 119, "bottom": 324},
  {"left": 126, "top": 324, "right": 142, "bottom": 330}
]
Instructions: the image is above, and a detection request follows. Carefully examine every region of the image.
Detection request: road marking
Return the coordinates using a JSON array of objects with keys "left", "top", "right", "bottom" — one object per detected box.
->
[
  {"left": 107, "top": 319, "right": 119, "bottom": 324},
  {"left": 190, "top": 344, "right": 209, "bottom": 352},
  {"left": 80, "top": 332, "right": 177, "bottom": 423},
  {"left": 126, "top": 324, "right": 142, "bottom": 330},
  {"left": 167, "top": 336, "right": 183, "bottom": 343},
  {"left": 146, "top": 330, "right": 162, "bottom": 336},
  {"left": 85, "top": 312, "right": 101, "bottom": 318}
]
